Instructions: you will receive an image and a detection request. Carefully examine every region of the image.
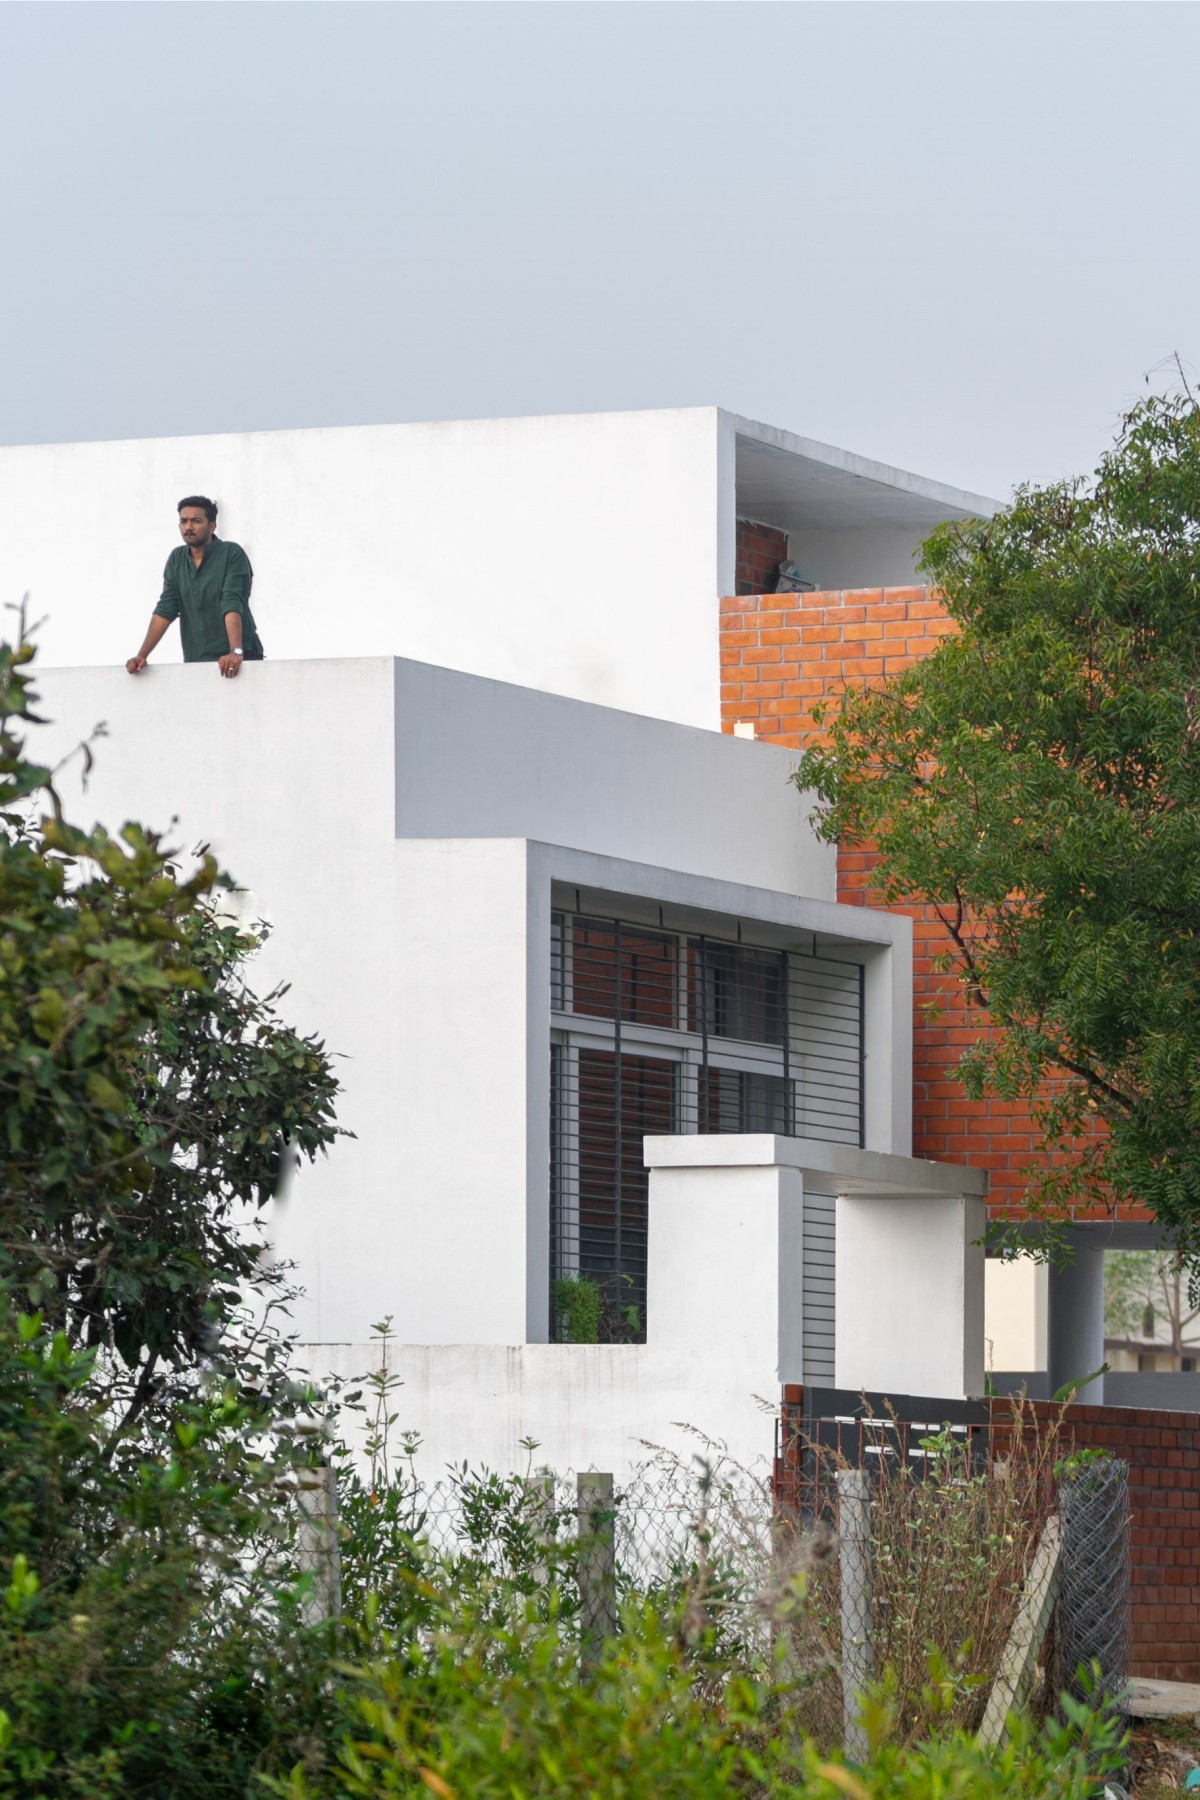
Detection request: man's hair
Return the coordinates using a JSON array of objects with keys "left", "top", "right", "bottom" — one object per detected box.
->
[{"left": 177, "top": 495, "right": 217, "bottom": 523}]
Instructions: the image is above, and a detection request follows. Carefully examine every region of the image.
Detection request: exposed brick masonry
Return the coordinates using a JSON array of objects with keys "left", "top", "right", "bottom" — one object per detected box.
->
[
  {"left": 1055, "top": 1398, "right": 1200, "bottom": 1680},
  {"left": 778, "top": 1385, "right": 1200, "bottom": 1680},
  {"left": 735, "top": 518, "right": 789, "bottom": 597},
  {"left": 719, "top": 585, "right": 1144, "bottom": 1223}
]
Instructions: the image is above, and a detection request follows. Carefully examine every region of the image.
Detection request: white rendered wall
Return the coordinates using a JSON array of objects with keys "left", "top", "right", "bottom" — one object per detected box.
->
[
  {"left": 836, "top": 1192, "right": 987, "bottom": 1399},
  {"left": 307, "top": 1341, "right": 777, "bottom": 1483},
  {"left": 305, "top": 1134, "right": 990, "bottom": 1482},
  {"left": 784, "top": 528, "right": 933, "bottom": 592},
  {"left": 33, "top": 658, "right": 409, "bottom": 1343},
  {"left": 984, "top": 1258, "right": 1049, "bottom": 1373},
  {"left": 862, "top": 929, "right": 912, "bottom": 1156},
  {"left": 647, "top": 1161, "right": 805, "bottom": 1384},
  {"left": 393, "top": 658, "right": 829, "bottom": 900},
  {"left": 0, "top": 408, "right": 723, "bottom": 729},
  {"left": 643, "top": 1135, "right": 989, "bottom": 1406},
  {"left": 22, "top": 655, "right": 930, "bottom": 1471},
  {"left": 310, "top": 1139, "right": 815, "bottom": 1481},
  {"left": 31, "top": 656, "right": 875, "bottom": 1348}
]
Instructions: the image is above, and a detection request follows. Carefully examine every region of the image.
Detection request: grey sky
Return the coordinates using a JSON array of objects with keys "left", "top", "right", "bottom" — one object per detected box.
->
[{"left": 2, "top": 2, "right": 1197, "bottom": 501}]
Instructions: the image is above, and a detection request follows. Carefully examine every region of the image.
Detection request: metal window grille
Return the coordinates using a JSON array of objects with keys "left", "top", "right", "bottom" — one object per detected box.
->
[{"left": 550, "top": 910, "right": 864, "bottom": 1342}]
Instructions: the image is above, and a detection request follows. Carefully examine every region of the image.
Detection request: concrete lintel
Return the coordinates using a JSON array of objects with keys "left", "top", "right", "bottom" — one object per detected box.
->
[
  {"left": 539, "top": 842, "right": 907, "bottom": 951},
  {"left": 643, "top": 1133, "right": 988, "bottom": 1201}
]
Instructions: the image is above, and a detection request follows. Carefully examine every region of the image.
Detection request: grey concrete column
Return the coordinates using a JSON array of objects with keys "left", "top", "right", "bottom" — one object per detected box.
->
[{"left": 1047, "top": 1239, "right": 1107, "bottom": 1402}]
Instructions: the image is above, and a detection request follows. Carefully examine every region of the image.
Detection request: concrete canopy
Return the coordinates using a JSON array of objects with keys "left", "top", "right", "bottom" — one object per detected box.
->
[{"left": 731, "top": 412, "right": 997, "bottom": 537}]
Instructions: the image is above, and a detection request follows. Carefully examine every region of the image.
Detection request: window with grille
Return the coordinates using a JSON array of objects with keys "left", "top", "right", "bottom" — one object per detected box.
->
[{"left": 549, "top": 909, "right": 864, "bottom": 1342}]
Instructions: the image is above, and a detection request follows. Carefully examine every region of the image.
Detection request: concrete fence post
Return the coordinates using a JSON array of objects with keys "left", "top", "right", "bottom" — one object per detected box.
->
[
  {"left": 524, "top": 1471, "right": 557, "bottom": 1588},
  {"left": 837, "top": 1467, "right": 875, "bottom": 1761},
  {"left": 296, "top": 1463, "right": 342, "bottom": 1627},
  {"left": 577, "top": 1471, "right": 617, "bottom": 1673}
]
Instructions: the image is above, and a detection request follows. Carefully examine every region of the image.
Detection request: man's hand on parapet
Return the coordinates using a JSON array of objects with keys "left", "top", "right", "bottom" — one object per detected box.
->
[
  {"left": 217, "top": 653, "right": 242, "bottom": 679},
  {"left": 126, "top": 655, "right": 148, "bottom": 674}
]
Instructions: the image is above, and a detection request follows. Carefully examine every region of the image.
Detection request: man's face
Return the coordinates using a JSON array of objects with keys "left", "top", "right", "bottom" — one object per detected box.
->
[{"left": 178, "top": 507, "right": 215, "bottom": 548}]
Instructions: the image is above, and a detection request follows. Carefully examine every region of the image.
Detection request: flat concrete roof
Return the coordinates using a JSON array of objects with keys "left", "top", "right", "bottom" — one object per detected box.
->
[
  {"left": 731, "top": 411, "right": 997, "bottom": 534},
  {"left": 0, "top": 401, "right": 996, "bottom": 541}
]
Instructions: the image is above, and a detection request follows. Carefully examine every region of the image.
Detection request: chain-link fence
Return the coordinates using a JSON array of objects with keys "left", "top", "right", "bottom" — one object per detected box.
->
[
  {"left": 409, "top": 1451, "right": 777, "bottom": 1599},
  {"left": 298, "top": 1426, "right": 1135, "bottom": 1756},
  {"left": 1055, "top": 1457, "right": 1131, "bottom": 1714}
]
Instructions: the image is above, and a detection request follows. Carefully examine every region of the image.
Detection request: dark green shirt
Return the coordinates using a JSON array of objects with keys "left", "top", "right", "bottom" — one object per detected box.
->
[{"left": 154, "top": 538, "right": 263, "bottom": 663}]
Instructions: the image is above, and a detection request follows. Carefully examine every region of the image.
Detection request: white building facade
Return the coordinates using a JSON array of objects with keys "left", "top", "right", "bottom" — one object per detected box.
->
[
  {"left": 6, "top": 405, "right": 1000, "bottom": 1477},
  {"left": 35, "top": 654, "right": 986, "bottom": 1476}
]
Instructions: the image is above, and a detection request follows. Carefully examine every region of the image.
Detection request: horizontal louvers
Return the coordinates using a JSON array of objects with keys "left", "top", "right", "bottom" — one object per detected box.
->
[
  {"left": 549, "top": 911, "right": 863, "bottom": 1342},
  {"left": 801, "top": 1186, "right": 836, "bottom": 1384}
]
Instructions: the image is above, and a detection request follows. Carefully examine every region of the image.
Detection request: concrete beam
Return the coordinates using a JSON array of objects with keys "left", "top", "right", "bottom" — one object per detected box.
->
[{"left": 645, "top": 1132, "right": 987, "bottom": 1200}]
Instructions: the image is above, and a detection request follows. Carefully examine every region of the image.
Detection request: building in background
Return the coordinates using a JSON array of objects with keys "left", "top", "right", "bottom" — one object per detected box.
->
[
  {"left": 37, "top": 655, "right": 986, "bottom": 1480},
  {"left": 4, "top": 401, "right": 1175, "bottom": 1465},
  {"left": 1103, "top": 1250, "right": 1200, "bottom": 1375}
]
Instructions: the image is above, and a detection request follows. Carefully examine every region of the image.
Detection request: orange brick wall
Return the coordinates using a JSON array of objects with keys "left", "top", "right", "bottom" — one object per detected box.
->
[
  {"left": 778, "top": 1384, "right": 1200, "bottom": 1680},
  {"left": 720, "top": 585, "right": 1126, "bottom": 1222},
  {"left": 734, "top": 518, "right": 788, "bottom": 597},
  {"left": 1061, "top": 1399, "right": 1200, "bottom": 1680}
]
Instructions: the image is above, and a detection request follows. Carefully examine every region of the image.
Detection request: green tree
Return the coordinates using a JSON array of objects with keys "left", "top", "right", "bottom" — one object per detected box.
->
[
  {"left": 0, "top": 631, "right": 340, "bottom": 1418},
  {"left": 794, "top": 390, "right": 1200, "bottom": 1265},
  {"left": 1105, "top": 1248, "right": 1200, "bottom": 1366},
  {"left": 0, "top": 629, "right": 345, "bottom": 1793}
]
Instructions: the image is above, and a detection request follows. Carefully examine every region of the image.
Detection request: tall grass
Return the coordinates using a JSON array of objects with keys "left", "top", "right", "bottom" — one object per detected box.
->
[{"left": 768, "top": 1394, "right": 1065, "bottom": 1747}]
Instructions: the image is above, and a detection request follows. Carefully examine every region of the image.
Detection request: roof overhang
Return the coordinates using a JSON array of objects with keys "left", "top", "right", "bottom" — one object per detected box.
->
[{"left": 730, "top": 411, "right": 997, "bottom": 535}]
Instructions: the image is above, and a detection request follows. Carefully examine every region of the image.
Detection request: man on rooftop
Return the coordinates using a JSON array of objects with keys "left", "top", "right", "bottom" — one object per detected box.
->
[{"left": 126, "top": 496, "right": 263, "bottom": 678}]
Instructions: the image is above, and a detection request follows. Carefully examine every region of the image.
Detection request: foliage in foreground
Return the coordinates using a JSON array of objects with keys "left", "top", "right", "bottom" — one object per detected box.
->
[
  {"left": 0, "top": 1318, "right": 1127, "bottom": 1798},
  {"left": 812, "top": 1407, "right": 1068, "bottom": 1745},
  {"left": 0, "top": 1307, "right": 338, "bottom": 1799},
  {"left": 307, "top": 1371, "right": 1122, "bottom": 1800},
  {"left": 0, "top": 631, "right": 344, "bottom": 1795},
  {"left": 273, "top": 1571, "right": 1125, "bottom": 1799},
  {"left": 794, "top": 389, "right": 1200, "bottom": 1258}
]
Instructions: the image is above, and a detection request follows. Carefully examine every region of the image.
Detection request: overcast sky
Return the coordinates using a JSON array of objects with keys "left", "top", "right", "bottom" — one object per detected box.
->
[{"left": 2, "top": 2, "right": 1197, "bottom": 500}]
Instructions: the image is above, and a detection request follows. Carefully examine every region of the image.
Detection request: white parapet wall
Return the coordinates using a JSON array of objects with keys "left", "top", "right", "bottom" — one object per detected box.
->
[
  {"left": 836, "top": 1182, "right": 988, "bottom": 1400},
  {"left": 0, "top": 408, "right": 725, "bottom": 727},
  {"left": 305, "top": 1340, "right": 780, "bottom": 1485},
  {"left": 1, "top": 406, "right": 996, "bottom": 734},
  {"left": 645, "top": 1140, "right": 805, "bottom": 1386}
]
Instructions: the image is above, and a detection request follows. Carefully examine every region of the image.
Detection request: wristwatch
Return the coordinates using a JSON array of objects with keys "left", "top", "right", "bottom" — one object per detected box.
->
[{"left": 231, "top": 647, "right": 244, "bottom": 657}]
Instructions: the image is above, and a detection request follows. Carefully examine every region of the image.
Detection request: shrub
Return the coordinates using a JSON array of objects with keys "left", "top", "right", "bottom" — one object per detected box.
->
[
  {"left": 0, "top": 629, "right": 345, "bottom": 1794},
  {"left": 304, "top": 1377, "right": 1123, "bottom": 1800},
  {"left": 0, "top": 1301, "right": 347, "bottom": 1798},
  {"left": 270, "top": 1568, "right": 1125, "bottom": 1799}
]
